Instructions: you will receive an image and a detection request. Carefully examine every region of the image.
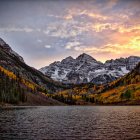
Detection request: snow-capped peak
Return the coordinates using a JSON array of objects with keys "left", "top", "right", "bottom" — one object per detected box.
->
[
  {"left": 39, "top": 54, "right": 140, "bottom": 85},
  {"left": 76, "top": 53, "right": 96, "bottom": 62},
  {"left": 61, "top": 56, "right": 75, "bottom": 64}
]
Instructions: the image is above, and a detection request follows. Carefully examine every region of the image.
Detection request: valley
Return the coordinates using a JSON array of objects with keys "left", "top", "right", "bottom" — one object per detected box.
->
[{"left": 0, "top": 38, "right": 140, "bottom": 106}]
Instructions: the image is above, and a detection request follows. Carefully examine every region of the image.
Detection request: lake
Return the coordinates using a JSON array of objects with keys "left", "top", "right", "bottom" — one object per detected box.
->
[{"left": 0, "top": 106, "right": 140, "bottom": 140}]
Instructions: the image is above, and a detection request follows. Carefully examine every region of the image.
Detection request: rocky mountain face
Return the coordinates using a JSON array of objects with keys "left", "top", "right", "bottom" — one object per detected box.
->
[
  {"left": 52, "top": 62, "right": 140, "bottom": 105},
  {"left": 40, "top": 53, "right": 140, "bottom": 85},
  {"left": 0, "top": 38, "right": 67, "bottom": 93},
  {"left": 0, "top": 38, "right": 24, "bottom": 63}
]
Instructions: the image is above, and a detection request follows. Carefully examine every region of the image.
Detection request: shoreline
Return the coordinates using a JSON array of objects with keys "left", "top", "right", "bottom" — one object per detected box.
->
[{"left": 1, "top": 103, "right": 140, "bottom": 109}]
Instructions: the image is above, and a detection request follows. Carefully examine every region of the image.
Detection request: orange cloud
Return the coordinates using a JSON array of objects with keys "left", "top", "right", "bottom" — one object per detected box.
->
[
  {"left": 118, "top": 25, "right": 140, "bottom": 33},
  {"left": 64, "top": 9, "right": 109, "bottom": 21},
  {"left": 91, "top": 23, "right": 111, "bottom": 32},
  {"left": 91, "top": 23, "right": 140, "bottom": 33},
  {"left": 85, "top": 12, "right": 109, "bottom": 20},
  {"left": 73, "top": 36, "right": 140, "bottom": 62},
  {"left": 106, "top": 0, "right": 119, "bottom": 9}
]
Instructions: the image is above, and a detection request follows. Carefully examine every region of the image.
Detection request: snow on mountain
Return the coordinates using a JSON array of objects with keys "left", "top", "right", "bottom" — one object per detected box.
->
[{"left": 39, "top": 53, "right": 140, "bottom": 85}]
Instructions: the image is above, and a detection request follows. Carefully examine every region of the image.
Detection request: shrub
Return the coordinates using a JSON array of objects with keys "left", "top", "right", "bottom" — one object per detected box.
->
[{"left": 120, "top": 90, "right": 132, "bottom": 100}]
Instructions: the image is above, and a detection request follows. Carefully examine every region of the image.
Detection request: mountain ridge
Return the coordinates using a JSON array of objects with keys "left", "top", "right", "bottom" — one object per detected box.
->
[
  {"left": 0, "top": 38, "right": 68, "bottom": 92},
  {"left": 40, "top": 53, "right": 140, "bottom": 85},
  {"left": 0, "top": 38, "right": 68, "bottom": 105},
  {"left": 52, "top": 62, "right": 140, "bottom": 105}
]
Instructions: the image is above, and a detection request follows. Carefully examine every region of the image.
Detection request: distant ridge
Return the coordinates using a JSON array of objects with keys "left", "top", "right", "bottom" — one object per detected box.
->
[{"left": 40, "top": 53, "right": 140, "bottom": 85}]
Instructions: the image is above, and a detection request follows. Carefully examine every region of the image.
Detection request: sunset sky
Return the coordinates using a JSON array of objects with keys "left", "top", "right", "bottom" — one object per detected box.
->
[{"left": 0, "top": 0, "right": 140, "bottom": 69}]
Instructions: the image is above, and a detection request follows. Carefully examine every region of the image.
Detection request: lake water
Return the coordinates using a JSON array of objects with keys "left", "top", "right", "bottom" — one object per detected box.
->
[{"left": 0, "top": 106, "right": 140, "bottom": 140}]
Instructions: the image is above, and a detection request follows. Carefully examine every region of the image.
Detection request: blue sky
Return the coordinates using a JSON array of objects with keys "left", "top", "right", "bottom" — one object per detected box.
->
[{"left": 0, "top": 0, "right": 140, "bottom": 69}]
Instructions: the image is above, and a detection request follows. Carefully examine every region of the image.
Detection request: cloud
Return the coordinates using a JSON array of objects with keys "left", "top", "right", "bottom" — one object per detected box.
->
[
  {"left": 65, "top": 41, "right": 81, "bottom": 49},
  {"left": 91, "top": 23, "right": 140, "bottom": 33},
  {"left": 0, "top": 27, "right": 35, "bottom": 33},
  {"left": 43, "top": 20, "right": 86, "bottom": 38},
  {"left": 74, "top": 36, "right": 140, "bottom": 56},
  {"left": 118, "top": 25, "right": 140, "bottom": 33},
  {"left": 0, "top": 0, "right": 140, "bottom": 68},
  {"left": 44, "top": 45, "right": 51, "bottom": 49},
  {"left": 37, "top": 39, "right": 42, "bottom": 43},
  {"left": 84, "top": 12, "right": 109, "bottom": 20},
  {"left": 106, "top": 0, "right": 118, "bottom": 9},
  {"left": 74, "top": 46, "right": 81, "bottom": 51},
  {"left": 64, "top": 9, "right": 109, "bottom": 21},
  {"left": 91, "top": 23, "right": 112, "bottom": 32}
]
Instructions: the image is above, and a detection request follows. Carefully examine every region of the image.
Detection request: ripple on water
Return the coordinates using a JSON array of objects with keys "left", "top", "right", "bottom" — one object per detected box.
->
[{"left": 0, "top": 106, "right": 140, "bottom": 140}]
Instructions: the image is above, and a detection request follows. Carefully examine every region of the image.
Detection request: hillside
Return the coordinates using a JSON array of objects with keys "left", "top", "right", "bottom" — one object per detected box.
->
[
  {"left": 0, "top": 38, "right": 68, "bottom": 93},
  {"left": 96, "top": 62, "right": 140, "bottom": 104},
  {"left": 0, "top": 64, "right": 65, "bottom": 106},
  {"left": 52, "top": 62, "right": 140, "bottom": 105},
  {"left": 0, "top": 38, "right": 68, "bottom": 105}
]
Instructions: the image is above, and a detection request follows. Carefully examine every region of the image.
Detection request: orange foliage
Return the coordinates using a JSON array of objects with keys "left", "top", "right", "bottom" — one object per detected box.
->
[
  {"left": 0, "top": 66, "right": 37, "bottom": 91},
  {"left": 0, "top": 66, "right": 16, "bottom": 80}
]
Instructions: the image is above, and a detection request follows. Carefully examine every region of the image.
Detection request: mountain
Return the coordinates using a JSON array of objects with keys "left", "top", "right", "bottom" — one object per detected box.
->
[
  {"left": 52, "top": 62, "right": 140, "bottom": 105},
  {"left": 0, "top": 66, "right": 65, "bottom": 106},
  {"left": 1, "top": 37, "right": 140, "bottom": 105},
  {"left": 40, "top": 53, "right": 140, "bottom": 85},
  {"left": 0, "top": 38, "right": 24, "bottom": 63},
  {"left": 95, "top": 62, "right": 140, "bottom": 104},
  {"left": 0, "top": 38, "right": 67, "bottom": 105},
  {"left": 0, "top": 38, "right": 68, "bottom": 92}
]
